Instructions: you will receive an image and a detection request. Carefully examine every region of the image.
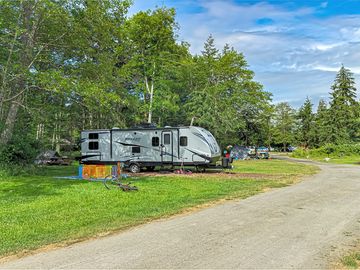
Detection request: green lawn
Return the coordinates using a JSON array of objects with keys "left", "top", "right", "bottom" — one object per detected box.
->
[
  {"left": 0, "top": 160, "right": 318, "bottom": 258},
  {"left": 290, "top": 148, "right": 360, "bottom": 165},
  {"left": 307, "top": 155, "right": 360, "bottom": 165},
  {"left": 273, "top": 150, "right": 360, "bottom": 165},
  {"left": 231, "top": 159, "right": 319, "bottom": 175}
]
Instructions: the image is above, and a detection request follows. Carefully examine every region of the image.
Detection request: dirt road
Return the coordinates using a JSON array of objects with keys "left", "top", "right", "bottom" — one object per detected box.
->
[{"left": 2, "top": 159, "right": 360, "bottom": 269}]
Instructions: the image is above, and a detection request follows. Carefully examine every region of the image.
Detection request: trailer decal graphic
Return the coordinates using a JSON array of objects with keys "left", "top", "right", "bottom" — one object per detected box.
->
[
  {"left": 185, "top": 148, "right": 212, "bottom": 161},
  {"left": 80, "top": 154, "right": 101, "bottom": 160},
  {"left": 115, "top": 141, "right": 143, "bottom": 147},
  {"left": 192, "top": 132, "right": 216, "bottom": 153},
  {"left": 115, "top": 141, "right": 162, "bottom": 153}
]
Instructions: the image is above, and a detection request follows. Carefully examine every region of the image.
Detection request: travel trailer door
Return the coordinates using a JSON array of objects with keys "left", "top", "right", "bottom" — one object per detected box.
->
[{"left": 161, "top": 131, "right": 173, "bottom": 163}]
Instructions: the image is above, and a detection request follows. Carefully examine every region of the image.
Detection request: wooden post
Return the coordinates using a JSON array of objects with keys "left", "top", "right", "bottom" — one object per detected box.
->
[{"left": 117, "top": 162, "right": 121, "bottom": 179}]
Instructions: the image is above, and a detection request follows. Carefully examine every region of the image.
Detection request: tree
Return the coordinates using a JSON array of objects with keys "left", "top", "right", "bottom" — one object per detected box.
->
[
  {"left": 314, "top": 99, "right": 329, "bottom": 146},
  {"left": 0, "top": 2, "right": 282, "bottom": 160},
  {"left": 185, "top": 37, "right": 271, "bottom": 147},
  {"left": 123, "top": 7, "right": 184, "bottom": 124},
  {"left": 0, "top": 0, "right": 73, "bottom": 145},
  {"left": 328, "top": 65, "right": 358, "bottom": 143},
  {"left": 0, "top": 0, "right": 134, "bottom": 149},
  {"left": 273, "top": 102, "right": 296, "bottom": 151},
  {"left": 0, "top": 0, "right": 133, "bottom": 145},
  {"left": 297, "top": 97, "right": 314, "bottom": 148}
]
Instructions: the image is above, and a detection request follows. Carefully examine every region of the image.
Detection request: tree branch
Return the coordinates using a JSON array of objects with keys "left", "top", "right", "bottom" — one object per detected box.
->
[{"left": 3, "top": 87, "right": 27, "bottom": 102}]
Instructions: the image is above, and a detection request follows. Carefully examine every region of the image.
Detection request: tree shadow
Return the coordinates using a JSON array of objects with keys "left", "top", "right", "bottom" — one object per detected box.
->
[{"left": 0, "top": 171, "right": 96, "bottom": 203}]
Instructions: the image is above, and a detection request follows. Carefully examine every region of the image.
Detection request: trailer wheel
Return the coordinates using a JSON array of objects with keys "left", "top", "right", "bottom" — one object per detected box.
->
[{"left": 129, "top": 163, "right": 141, "bottom": 173}]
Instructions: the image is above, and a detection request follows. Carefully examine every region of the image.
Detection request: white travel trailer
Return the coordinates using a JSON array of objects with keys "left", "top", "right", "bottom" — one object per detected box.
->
[{"left": 80, "top": 126, "right": 225, "bottom": 172}]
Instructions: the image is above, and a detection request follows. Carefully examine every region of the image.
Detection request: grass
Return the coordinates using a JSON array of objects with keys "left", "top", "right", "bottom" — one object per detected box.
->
[
  {"left": 341, "top": 252, "right": 360, "bottom": 269},
  {"left": 309, "top": 155, "right": 360, "bottom": 165},
  {"left": 291, "top": 145, "right": 360, "bottom": 165},
  {"left": 0, "top": 159, "right": 318, "bottom": 258},
  {"left": 290, "top": 154, "right": 360, "bottom": 165},
  {"left": 274, "top": 150, "right": 360, "bottom": 165},
  {"left": 231, "top": 159, "right": 319, "bottom": 175}
]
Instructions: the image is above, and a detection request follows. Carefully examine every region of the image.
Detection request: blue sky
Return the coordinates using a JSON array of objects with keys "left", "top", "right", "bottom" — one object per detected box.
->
[{"left": 129, "top": 0, "right": 360, "bottom": 107}]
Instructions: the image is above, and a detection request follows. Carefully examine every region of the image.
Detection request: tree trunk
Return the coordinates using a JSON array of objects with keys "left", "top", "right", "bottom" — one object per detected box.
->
[
  {"left": 0, "top": 2, "right": 34, "bottom": 144},
  {"left": 89, "top": 113, "right": 93, "bottom": 128},
  {"left": 0, "top": 92, "right": 4, "bottom": 122},
  {"left": 36, "top": 123, "right": 44, "bottom": 140},
  {"left": 0, "top": 98, "right": 21, "bottom": 144},
  {"left": 52, "top": 127, "right": 55, "bottom": 150},
  {"left": 147, "top": 80, "right": 154, "bottom": 123},
  {"left": 56, "top": 112, "right": 61, "bottom": 153},
  {"left": 145, "top": 62, "right": 156, "bottom": 124},
  {"left": 55, "top": 133, "right": 61, "bottom": 153}
]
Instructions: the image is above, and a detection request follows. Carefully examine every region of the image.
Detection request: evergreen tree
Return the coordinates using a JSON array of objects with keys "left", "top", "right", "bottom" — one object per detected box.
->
[
  {"left": 273, "top": 102, "right": 296, "bottom": 151},
  {"left": 314, "top": 99, "right": 329, "bottom": 146},
  {"left": 185, "top": 36, "right": 271, "bottom": 147},
  {"left": 328, "top": 65, "right": 358, "bottom": 143},
  {"left": 201, "top": 35, "right": 219, "bottom": 60},
  {"left": 297, "top": 97, "right": 314, "bottom": 148}
]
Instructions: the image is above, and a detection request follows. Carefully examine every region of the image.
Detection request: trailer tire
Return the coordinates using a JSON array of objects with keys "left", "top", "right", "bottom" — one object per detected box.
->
[{"left": 129, "top": 163, "right": 141, "bottom": 173}]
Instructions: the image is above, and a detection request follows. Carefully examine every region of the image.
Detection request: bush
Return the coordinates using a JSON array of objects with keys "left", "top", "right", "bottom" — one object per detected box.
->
[
  {"left": 0, "top": 135, "right": 41, "bottom": 165},
  {"left": 291, "top": 148, "right": 309, "bottom": 158},
  {"left": 292, "top": 143, "right": 360, "bottom": 159}
]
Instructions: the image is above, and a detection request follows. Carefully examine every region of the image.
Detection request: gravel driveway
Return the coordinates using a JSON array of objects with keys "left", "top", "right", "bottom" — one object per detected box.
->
[{"left": 2, "top": 159, "right": 360, "bottom": 269}]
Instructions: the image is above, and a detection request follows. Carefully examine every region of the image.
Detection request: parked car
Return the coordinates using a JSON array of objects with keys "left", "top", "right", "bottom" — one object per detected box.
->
[
  {"left": 247, "top": 146, "right": 257, "bottom": 158},
  {"left": 257, "top": 146, "right": 270, "bottom": 159},
  {"left": 287, "top": 146, "right": 297, "bottom": 152}
]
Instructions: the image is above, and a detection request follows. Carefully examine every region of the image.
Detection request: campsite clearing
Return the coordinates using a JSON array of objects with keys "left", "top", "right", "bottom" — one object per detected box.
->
[{"left": 0, "top": 159, "right": 317, "bottom": 259}]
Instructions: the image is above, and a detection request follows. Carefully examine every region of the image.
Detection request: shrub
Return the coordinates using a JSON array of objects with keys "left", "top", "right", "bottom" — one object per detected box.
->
[
  {"left": 0, "top": 134, "right": 41, "bottom": 165},
  {"left": 292, "top": 143, "right": 360, "bottom": 159},
  {"left": 291, "top": 148, "right": 309, "bottom": 158}
]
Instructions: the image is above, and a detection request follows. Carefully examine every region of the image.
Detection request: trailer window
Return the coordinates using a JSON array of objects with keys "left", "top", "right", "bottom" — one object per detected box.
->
[
  {"left": 152, "top": 137, "right": 159, "bottom": 146},
  {"left": 89, "top": 141, "right": 99, "bottom": 150},
  {"left": 132, "top": 146, "right": 140, "bottom": 153},
  {"left": 180, "top": 136, "right": 188, "bottom": 146},
  {"left": 164, "top": 134, "right": 170, "bottom": 144},
  {"left": 89, "top": 133, "right": 99, "bottom": 139}
]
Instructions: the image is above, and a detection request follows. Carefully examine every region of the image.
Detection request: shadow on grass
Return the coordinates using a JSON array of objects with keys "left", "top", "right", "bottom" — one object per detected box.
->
[
  {"left": 0, "top": 165, "right": 88, "bottom": 203},
  {"left": 0, "top": 179, "right": 92, "bottom": 202},
  {"left": 34, "top": 165, "right": 79, "bottom": 177}
]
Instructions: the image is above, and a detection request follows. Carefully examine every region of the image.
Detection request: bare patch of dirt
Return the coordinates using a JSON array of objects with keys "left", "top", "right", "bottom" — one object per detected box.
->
[{"left": 128, "top": 171, "right": 278, "bottom": 179}]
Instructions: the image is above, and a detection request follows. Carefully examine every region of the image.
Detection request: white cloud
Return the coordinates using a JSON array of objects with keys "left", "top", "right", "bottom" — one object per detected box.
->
[
  {"left": 311, "top": 42, "right": 343, "bottom": 51},
  {"left": 129, "top": 0, "right": 360, "bottom": 107},
  {"left": 313, "top": 65, "right": 360, "bottom": 74}
]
